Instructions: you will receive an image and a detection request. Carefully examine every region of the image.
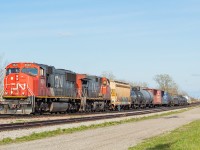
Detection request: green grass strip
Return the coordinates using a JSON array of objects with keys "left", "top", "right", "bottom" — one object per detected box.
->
[
  {"left": 0, "top": 108, "right": 190, "bottom": 145},
  {"left": 129, "top": 119, "right": 200, "bottom": 150}
]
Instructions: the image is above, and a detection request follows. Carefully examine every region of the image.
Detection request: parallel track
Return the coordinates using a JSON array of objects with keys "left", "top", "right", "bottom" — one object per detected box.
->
[
  {"left": 0, "top": 104, "right": 196, "bottom": 119},
  {"left": 0, "top": 103, "right": 199, "bottom": 132}
]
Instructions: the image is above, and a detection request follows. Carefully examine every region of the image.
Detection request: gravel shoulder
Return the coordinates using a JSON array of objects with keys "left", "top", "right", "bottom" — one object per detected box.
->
[{"left": 0, "top": 107, "right": 200, "bottom": 150}]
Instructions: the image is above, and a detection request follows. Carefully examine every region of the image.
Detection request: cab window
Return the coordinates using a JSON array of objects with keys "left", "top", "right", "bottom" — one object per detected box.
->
[
  {"left": 22, "top": 68, "right": 38, "bottom": 76},
  {"left": 40, "top": 68, "right": 44, "bottom": 76},
  {"left": 6, "top": 68, "right": 20, "bottom": 76}
]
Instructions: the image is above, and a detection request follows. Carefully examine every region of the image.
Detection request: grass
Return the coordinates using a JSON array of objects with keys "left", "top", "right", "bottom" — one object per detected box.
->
[
  {"left": 129, "top": 120, "right": 200, "bottom": 150},
  {"left": 0, "top": 108, "right": 191, "bottom": 145}
]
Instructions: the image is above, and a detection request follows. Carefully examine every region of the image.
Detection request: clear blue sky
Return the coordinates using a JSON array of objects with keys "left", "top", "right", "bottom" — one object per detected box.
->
[{"left": 0, "top": 0, "right": 200, "bottom": 98}]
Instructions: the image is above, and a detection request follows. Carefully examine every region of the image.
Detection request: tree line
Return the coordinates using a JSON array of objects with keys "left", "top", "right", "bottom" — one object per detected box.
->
[{"left": 102, "top": 71, "right": 189, "bottom": 97}]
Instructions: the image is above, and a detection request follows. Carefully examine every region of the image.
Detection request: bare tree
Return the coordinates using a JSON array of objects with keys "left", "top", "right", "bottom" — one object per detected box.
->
[
  {"left": 0, "top": 54, "right": 7, "bottom": 92},
  {"left": 130, "top": 81, "right": 149, "bottom": 88},
  {"left": 101, "top": 71, "right": 116, "bottom": 80},
  {"left": 178, "top": 90, "right": 189, "bottom": 96},
  {"left": 154, "top": 74, "right": 179, "bottom": 95}
]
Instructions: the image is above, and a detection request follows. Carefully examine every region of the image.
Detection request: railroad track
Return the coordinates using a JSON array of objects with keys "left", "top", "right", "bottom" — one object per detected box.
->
[
  {"left": 0, "top": 104, "right": 195, "bottom": 119},
  {"left": 0, "top": 103, "right": 199, "bottom": 132},
  {"left": 0, "top": 107, "right": 164, "bottom": 119}
]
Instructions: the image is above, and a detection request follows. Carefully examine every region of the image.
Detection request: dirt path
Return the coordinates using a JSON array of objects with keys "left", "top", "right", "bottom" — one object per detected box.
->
[{"left": 1, "top": 107, "right": 200, "bottom": 150}]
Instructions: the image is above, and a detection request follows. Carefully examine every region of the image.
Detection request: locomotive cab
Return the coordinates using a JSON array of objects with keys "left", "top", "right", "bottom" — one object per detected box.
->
[
  {"left": 4, "top": 63, "right": 40, "bottom": 98},
  {"left": 2, "top": 63, "right": 41, "bottom": 114}
]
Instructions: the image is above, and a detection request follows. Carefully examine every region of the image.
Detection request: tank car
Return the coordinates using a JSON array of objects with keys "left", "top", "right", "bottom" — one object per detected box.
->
[
  {"left": 171, "top": 95, "right": 188, "bottom": 106},
  {"left": 162, "top": 92, "right": 172, "bottom": 106},
  {"left": 183, "top": 96, "right": 191, "bottom": 105},
  {"left": 131, "top": 87, "right": 153, "bottom": 108},
  {"left": 178, "top": 96, "right": 188, "bottom": 105},
  {"left": 172, "top": 96, "right": 179, "bottom": 106}
]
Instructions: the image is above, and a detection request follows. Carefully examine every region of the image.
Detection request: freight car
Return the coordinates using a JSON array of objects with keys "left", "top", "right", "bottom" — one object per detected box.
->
[
  {"left": 183, "top": 96, "right": 191, "bottom": 104},
  {"left": 162, "top": 92, "right": 173, "bottom": 106},
  {"left": 1, "top": 62, "right": 111, "bottom": 114},
  {"left": 143, "top": 88, "right": 163, "bottom": 106},
  {"left": 110, "top": 81, "right": 131, "bottom": 110},
  {"left": 131, "top": 87, "right": 153, "bottom": 108},
  {"left": 172, "top": 96, "right": 188, "bottom": 106}
]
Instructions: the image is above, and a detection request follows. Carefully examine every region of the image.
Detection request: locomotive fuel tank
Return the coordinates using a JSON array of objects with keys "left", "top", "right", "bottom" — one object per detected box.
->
[{"left": 50, "top": 102, "right": 69, "bottom": 112}]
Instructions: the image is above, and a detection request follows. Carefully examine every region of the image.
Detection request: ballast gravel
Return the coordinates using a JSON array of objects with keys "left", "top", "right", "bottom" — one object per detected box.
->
[{"left": 1, "top": 107, "right": 200, "bottom": 150}]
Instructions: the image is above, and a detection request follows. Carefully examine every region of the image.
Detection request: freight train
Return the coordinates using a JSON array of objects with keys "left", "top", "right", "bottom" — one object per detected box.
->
[{"left": 0, "top": 62, "right": 190, "bottom": 114}]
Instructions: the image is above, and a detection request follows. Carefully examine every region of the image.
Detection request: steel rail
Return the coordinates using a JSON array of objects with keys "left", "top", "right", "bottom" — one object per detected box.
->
[{"left": 0, "top": 103, "right": 199, "bottom": 132}]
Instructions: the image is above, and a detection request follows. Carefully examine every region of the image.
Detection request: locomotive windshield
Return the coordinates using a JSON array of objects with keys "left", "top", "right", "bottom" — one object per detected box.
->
[
  {"left": 22, "top": 68, "right": 38, "bottom": 76},
  {"left": 6, "top": 68, "right": 20, "bottom": 76}
]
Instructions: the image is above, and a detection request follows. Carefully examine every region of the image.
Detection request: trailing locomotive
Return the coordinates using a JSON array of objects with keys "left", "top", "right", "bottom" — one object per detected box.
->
[{"left": 0, "top": 62, "right": 190, "bottom": 114}]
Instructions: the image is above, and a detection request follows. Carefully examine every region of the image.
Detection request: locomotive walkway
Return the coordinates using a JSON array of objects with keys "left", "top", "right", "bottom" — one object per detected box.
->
[{"left": 1, "top": 107, "right": 200, "bottom": 150}]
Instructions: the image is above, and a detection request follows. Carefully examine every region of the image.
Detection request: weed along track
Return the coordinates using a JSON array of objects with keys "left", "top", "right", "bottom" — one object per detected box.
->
[{"left": 0, "top": 103, "right": 199, "bottom": 132}]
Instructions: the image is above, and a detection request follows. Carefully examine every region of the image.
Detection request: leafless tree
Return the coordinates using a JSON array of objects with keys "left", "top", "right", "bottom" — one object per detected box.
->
[
  {"left": 101, "top": 71, "right": 116, "bottom": 80},
  {"left": 130, "top": 81, "right": 149, "bottom": 88},
  {"left": 154, "top": 74, "right": 179, "bottom": 95},
  {"left": 0, "top": 54, "right": 7, "bottom": 92},
  {"left": 178, "top": 90, "right": 189, "bottom": 96}
]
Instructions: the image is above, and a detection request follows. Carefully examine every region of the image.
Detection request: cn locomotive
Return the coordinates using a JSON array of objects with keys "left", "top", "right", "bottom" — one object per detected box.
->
[{"left": 0, "top": 62, "right": 190, "bottom": 114}]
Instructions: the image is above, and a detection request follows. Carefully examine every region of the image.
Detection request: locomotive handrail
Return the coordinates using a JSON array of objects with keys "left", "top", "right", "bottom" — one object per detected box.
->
[
  {"left": 27, "top": 86, "right": 36, "bottom": 111},
  {"left": 27, "top": 86, "right": 35, "bottom": 97}
]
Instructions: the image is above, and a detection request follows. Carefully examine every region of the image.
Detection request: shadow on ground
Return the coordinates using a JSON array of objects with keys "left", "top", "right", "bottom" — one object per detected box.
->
[{"left": 146, "top": 143, "right": 173, "bottom": 150}]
